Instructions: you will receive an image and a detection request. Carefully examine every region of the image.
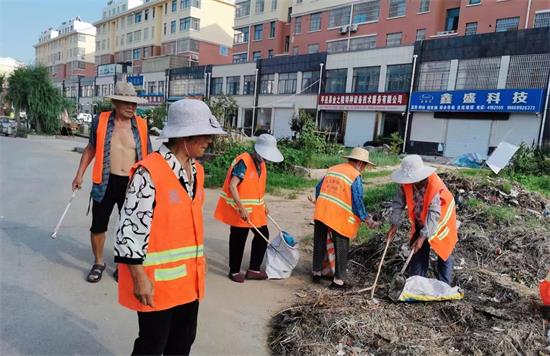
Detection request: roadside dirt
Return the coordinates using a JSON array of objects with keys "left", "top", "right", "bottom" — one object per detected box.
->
[{"left": 268, "top": 172, "right": 550, "bottom": 355}]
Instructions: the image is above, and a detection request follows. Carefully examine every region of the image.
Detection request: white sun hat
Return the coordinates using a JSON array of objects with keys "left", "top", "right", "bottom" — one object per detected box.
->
[
  {"left": 106, "top": 82, "right": 147, "bottom": 104},
  {"left": 254, "top": 134, "right": 284, "bottom": 162},
  {"left": 160, "top": 99, "right": 226, "bottom": 138},
  {"left": 343, "top": 147, "right": 375, "bottom": 166},
  {"left": 391, "top": 155, "right": 436, "bottom": 184}
]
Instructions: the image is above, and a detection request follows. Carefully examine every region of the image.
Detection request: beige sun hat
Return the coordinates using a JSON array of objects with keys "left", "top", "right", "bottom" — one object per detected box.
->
[
  {"left": 106, "top": 82, "right": 147, "bottom": 104},
  {"left": 391, "top": 155, "right": 436, "bottom": 184},
  {"left": 160, "top": 99, "right": 226, "bottom": 138},
  {"left": 344, "top": 147, "right": 375, "bottom": 166}
]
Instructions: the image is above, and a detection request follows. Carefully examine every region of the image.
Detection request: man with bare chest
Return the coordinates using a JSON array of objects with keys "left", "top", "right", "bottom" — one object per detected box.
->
[{"left": 72, "top": 82, "right": 151, "bottom": 283}]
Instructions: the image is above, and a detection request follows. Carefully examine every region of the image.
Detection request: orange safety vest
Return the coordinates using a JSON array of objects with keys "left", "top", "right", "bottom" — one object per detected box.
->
[
  {"left": 92, "top": 111, "right": 149, "bottom": 184},
  {"left": 541, "top": 281, "right": 550, "bottom": 306},
  {"left": 403, "top": 173, "right": 458, "bottom": 261},
  {"left": 118, "top": 152, "right": 206, "bottom": 312},
  {"left": 214, "top": 152, "right": 267, "bottom": 228},
  {"left": 314, "top": 163, "right": 361, "bottom": 239}
]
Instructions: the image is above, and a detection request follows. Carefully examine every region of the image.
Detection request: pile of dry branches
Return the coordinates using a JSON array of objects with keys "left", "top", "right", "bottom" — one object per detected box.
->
[{"left": 270, "top": 172, "right": 549, "bottom": 355}]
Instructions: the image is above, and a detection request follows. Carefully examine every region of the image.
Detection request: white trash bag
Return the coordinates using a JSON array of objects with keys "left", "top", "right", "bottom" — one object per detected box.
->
[
  {"left": 266, "top": 231, "right": 300, "bottom": 279},
  {"left": 398, "top": 275, "right": 464, "bottom": 302}
]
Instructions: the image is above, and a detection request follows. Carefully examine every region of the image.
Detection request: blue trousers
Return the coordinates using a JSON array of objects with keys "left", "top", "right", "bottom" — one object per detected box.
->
[{"left": 408, "top": 238, "right": 453, "bottom": 285}]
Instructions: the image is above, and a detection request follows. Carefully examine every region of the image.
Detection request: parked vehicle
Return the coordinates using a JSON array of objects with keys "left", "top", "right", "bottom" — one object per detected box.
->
[
  {"left": 1, "top": 116, "right": 17, "bottom": 136},
  {"left": 77, "top": 113, "right": 93, "bottom": 123},
  {"left": 60, "top": 110, "right": 80, "bottom": 135}
]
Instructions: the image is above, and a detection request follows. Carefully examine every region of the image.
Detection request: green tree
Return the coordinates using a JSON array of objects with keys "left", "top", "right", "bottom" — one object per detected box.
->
[
  {"left": 7, "top": 66, "right": 68, "bottom": 134},
  {"left": 142, "top": 105, "right": 167, "bottom": 130},
  {"left": 93, "top": 99, "right": 113, "bottom": 114},
  {"left": 203, "top": 94, "right": 238, "bottom": 129}
]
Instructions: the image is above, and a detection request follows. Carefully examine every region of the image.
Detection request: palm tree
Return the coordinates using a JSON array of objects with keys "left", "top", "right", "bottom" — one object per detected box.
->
[{"left": 7, "top": 66, "right": 71, "bottom": 134}]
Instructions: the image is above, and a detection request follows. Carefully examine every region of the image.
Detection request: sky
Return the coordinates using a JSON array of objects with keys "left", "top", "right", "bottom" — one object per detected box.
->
[{"left": 0, "top": 0, "right": 106, "bottom": 64}]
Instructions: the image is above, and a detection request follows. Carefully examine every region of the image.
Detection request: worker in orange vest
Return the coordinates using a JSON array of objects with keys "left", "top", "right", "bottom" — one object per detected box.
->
[
  {"left": 312, "top": 147, "right": 379, "bottom": 289},
  {"left": 386, "top": 155, "right": 458, "bottom": 285},
  {"left": 541, "top": 269, "right": 550, "bottom": 317},
  {"left": 214, "top": 134, "right": 283, "bottom": 283},
  {"left": 114, "top": 99, "right": 226, "bottom": 354},
  {"left": 71, "top": 82, "right": 151, "bottom": 283}
]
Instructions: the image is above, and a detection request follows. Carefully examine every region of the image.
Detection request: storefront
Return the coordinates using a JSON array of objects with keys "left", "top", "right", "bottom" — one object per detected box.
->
[
  {"left": 408, "top": 89, "right": 546, "bottom": 157},
  {"left": 318, "top": 92, "right": 408, "bottom": 146}
]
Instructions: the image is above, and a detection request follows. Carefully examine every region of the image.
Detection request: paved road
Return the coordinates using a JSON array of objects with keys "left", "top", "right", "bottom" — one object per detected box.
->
[{"left": 0, "top": 135, "right": 311, "bottom": 355}]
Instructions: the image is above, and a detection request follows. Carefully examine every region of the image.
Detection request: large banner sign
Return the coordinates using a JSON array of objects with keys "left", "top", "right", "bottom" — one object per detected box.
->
[
  {"left": 318, "top": 93, "right": 408, "bottom": 112},
  {"left": 410, "top": 89, "right": 545, "bottom": 113}
]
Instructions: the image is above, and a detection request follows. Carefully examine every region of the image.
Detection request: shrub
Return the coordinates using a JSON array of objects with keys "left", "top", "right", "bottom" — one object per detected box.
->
[{"left": 504, "top": 143, "right": 550, "bottom": 176}]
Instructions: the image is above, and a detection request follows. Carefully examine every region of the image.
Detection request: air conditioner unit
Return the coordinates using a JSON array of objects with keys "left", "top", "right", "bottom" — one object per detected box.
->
[
  {"left": 339, "top": 25, "right": 349, "bottom": 34},
  {"left": 190, "top": 54, "right": 199, "bottom": 61},
  {"left": 349, "top": 24, "right": 358, "bottom": 32}
]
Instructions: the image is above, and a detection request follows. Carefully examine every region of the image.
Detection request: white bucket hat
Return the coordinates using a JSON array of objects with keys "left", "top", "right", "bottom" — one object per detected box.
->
[
  {"left": 344, "top": 147, "right": 375, "bottom": 166},
  {"left": 160, "top": 99, "right": 226, "bottom": 138},
  {"left": 106, "top": 82, "right": 147, "bottom": 104},
  {"left": 254, "top": 134, "right": 284, "bottom": 162},
  {"left": 391, "top": 155, "right": 436, "bottom": 184}
]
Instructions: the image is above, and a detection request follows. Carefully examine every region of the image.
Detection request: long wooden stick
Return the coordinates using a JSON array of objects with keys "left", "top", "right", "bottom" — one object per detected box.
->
[{"left": 370, "top": 237, "right": 391, "bottom": 299}]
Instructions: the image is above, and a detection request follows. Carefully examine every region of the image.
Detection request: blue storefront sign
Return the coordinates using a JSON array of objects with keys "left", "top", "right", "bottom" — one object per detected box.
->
[
  {"left": 410, "top": 89, "right": 545, "bottom": 113},
  {"left": 127, "top": 75, "right": 144, "bottom": 87}
]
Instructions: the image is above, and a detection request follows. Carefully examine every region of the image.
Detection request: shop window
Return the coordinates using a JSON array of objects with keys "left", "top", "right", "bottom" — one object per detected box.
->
[
  {"left": 260, "top": 74, "right": 275, "bottom": 94},
  {"left": 455, "top": 57, "right": 500, "bottom": 89},
  {"left": 278, "top": 73, "right": 297, "bottom": 94},
  {"left": 352, "top": 66, "right": 380, "bottom": 93},
  {"left": 211, "top": 77, "right": 223, "bottom": 95},
  {"left": 417, "top": 61, "right": 451, "bottom": 91},
  {"left": 325, "top": 69, "right": 347, "bottom": 93},
  {"left": 243, "top": 75, "right": 255, "bottom": 94},
  {"left": 301, "top": 71, "right": 319, "bottom": 94},
  {"left": 226, "top": 76, "right": 240, "bottom": 95},
  {"left": 385, "top": 64, "right": 411, "bottom": 92}
]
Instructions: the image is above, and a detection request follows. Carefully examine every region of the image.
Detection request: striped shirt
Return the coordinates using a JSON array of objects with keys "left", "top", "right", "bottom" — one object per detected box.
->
[{"left": 89, "top": 111, "right": 152, "bottom": 202}]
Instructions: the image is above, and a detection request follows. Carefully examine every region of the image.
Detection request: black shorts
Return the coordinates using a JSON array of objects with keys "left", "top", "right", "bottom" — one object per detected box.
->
[{"left": 90, "top": 174, "right": 129, "bottom": 234}]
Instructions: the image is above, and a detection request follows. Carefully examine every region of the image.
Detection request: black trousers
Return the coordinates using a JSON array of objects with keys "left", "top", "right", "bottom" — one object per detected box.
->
[
  {"left": 229, "top": 225, "right": 269, "bottom": 274},
  {"left": 312, "top": 220, "right": 350, "bottom": 279},
  {"left": 132, "top": 300, "right": 199, "bottom": 356},
  {"left": 90, "top": 174, "right": 129, "bottom": 233}
]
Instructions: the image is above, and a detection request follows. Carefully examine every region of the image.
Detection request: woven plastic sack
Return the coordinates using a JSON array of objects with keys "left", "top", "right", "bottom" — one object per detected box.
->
[
  {"left": 398, "top": 275, "right": 464, "bottom": 302},
  {"left": 266, "top": 231, "right": 300, "bottom": 279}
]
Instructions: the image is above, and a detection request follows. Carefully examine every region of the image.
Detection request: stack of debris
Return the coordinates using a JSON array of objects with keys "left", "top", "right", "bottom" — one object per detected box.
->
[{"left": 270, "top": 172, "right": 550, "bottom": 355}]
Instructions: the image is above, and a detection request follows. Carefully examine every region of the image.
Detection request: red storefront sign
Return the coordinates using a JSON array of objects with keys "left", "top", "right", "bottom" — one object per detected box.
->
[{"left": 318, "top": 92, "right": 408, "bottom": 112}]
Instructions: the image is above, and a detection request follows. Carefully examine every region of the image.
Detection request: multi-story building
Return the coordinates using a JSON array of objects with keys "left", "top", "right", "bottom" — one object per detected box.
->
[
  {"left": 232, "top": 0, "right": 292, "bottom": 63},
  {"left": 234, "top": 0, "right": 550, "bottom": 58},
  {"left": 34, "top": 17, "right": 96, "bottom": 82},
  {"left": 406, "top": 27, "right": 550, "bottom": 157},
  {"left": 93, "top": 0, "right": 235, "bottom": 74}
]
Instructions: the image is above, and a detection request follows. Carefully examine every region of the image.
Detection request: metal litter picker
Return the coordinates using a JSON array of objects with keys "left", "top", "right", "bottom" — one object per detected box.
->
[
  {"left": 388, "top": 251, "right": 414, "bottom": 302},
  {"left": 51, "top": 190, "right": 77, "bottom": 239}
]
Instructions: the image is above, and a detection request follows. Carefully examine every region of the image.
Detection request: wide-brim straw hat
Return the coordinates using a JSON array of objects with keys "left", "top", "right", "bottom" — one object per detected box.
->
[
  {"left": 391, "top": 154, "right": 436, "bottom": 184},
  {"left": 254, "top": 134, "right": 284, "bottom": 162},
  {"left": 106, "top": 82, "right": 147, "bottom": 104},
  {"left": 344, "top": 147, "right": 375, "bottom": 166},
  {"left": 160, "top": 99, "right": 226, "bottom": 138}
]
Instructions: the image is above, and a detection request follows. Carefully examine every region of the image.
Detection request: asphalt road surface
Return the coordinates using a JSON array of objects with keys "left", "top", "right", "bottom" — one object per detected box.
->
[{"left": 0, "top": 135, "right": 310, "bottom": 356}]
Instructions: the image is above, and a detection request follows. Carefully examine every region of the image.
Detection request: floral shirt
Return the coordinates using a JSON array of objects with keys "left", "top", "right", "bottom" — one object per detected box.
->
[{"left": 114, "top": 144, "right": 197, "bottom": 265}]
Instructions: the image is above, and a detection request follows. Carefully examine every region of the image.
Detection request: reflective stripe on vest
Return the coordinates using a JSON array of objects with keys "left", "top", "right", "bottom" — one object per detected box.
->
[
  {"left": 314, "top": 163, "right": 361, "bottom": 239},
  {"left": 403, "top": 173, "right": 458, "bottom": 261},
  {"left": 214, "top": 152, "right": 267, "bottom": 228},
  {"left": 118, "top": 152, "right": 206, "bottom": 312},
  {"left": 143, "top": 245, "right": 205, "bottom": 266},
  {"left": 92, "top": 111, "right": 148, "bottom": 184}
]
